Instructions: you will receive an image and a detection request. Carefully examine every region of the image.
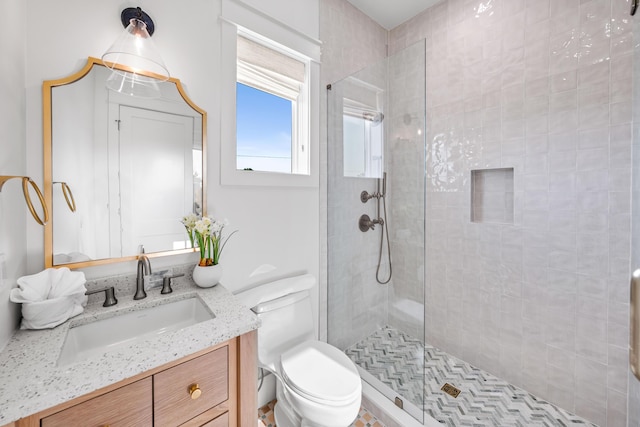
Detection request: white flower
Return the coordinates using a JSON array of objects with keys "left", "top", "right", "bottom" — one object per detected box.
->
[
  {"left": 194, "top": 218, "right": 211, "bottom": 235},
  {"left": 210, "top": 220, "right": 223, "bottom": 235},
  {"left": 182, "top": 212, "right": 236, "bottom": 264},
  {"left": 181, "top": 213, "right": 198, "bottom": 229}
]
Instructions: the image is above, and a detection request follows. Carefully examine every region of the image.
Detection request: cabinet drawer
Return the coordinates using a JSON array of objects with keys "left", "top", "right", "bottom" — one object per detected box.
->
[
  {"left": 154, "top": 346, "right": 229, "bottom": 427},
  {"left": 201, "top": 412, "right": 228, "bottom": 427},
  {"left": 41, "top": 377, "right": 152, "bottom": 427}
]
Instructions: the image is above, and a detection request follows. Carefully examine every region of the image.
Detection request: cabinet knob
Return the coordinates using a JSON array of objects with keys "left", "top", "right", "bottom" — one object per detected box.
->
[{"left": 189, "top": 383, "right": 202, "bottom": 400}]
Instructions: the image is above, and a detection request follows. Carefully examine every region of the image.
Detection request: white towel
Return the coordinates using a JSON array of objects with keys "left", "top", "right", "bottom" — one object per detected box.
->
[{"left": 10, "top": 268, "right": 88, "bottom": 329}]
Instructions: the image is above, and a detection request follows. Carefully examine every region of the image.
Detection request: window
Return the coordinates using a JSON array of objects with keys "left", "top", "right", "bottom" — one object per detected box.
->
[
  {"left": 342, "top": 102, "right": 384, "bottom": 178},
  {"left": 219, "top": 1, "right": 320, "bottom": 187},
  {"left": 236, "top": 84, "right": 292, "bottom": 173},
  {"left": 236, "top": 33, "right": 309, "bottom": 175}
]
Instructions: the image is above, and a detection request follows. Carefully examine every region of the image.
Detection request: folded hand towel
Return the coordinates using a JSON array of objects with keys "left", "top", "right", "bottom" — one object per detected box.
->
[
  {"left": 10, "top": 270, "right": 49, "bottom": 303},
  {"left": 10, "top": 268, "right": 88, "bottom": 329},
  {"left": 48, "top": 268, "right": 86, "bottom": 299},
  {"left": 19, "top": 293, "right": 88, "bottom": 330}
]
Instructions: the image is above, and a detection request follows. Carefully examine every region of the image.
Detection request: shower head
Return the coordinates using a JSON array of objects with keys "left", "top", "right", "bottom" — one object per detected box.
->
[{"left": 363, "top": 112, "right": 384, "bottom": 125}]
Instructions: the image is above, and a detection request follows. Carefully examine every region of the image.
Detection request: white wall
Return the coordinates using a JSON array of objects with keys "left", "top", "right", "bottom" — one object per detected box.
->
[
  {"left": 0, "top": 0, "right": 27, "bottom": 349},
  {"left": 23, "top": 0, "right": 319, "bottom": 301},
  {"left": 237, "top": 0, "right": 319, "bottom": 45}
]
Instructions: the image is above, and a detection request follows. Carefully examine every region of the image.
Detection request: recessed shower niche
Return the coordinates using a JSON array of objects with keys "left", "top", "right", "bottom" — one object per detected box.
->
[{"left": 470, "top": 168, "right": 514, "bottom": 224}]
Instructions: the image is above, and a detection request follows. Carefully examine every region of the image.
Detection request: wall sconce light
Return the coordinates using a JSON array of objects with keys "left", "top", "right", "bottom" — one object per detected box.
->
[
  {"left": 0, "top": 176, "right": 49, "bottom": 225},
  {"left": 101, "top": 7, "right": 169, "bottom": 98}
]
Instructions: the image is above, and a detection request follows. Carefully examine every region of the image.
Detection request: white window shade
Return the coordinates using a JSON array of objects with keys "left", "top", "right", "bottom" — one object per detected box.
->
[
  {"left": 237, "top": 35, "right": 305, "bottom": 83},
  {"left": 237, "top": 62, "right": 300, "bottom": 101}
]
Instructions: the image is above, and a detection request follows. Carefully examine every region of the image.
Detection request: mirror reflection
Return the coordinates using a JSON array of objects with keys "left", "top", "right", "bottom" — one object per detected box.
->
[{"left": 44, "top": 58, "right": 205, "bottom": 268}]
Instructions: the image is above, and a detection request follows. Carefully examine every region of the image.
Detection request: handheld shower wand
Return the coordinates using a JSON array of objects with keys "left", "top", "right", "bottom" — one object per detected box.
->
[
  {"left": 375, "top": 172, "right": 392, "bottom": 284},
  {"left": 382, "top": 171, "right": 386, "bottom": 197}
]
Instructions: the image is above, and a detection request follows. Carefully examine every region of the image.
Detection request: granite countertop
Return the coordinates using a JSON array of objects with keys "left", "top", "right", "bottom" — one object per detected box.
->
[{"left": 0, "top": 277, "right": 260, "bottom": 424}]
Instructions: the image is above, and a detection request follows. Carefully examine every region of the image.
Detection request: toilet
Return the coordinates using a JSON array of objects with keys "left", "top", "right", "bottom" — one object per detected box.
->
[{"left": 236, "top": 274, "right": 362, "bottom": 427}]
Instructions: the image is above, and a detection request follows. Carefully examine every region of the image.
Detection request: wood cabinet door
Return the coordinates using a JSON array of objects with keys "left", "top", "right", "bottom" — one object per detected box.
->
[
  {"left": 201, "top": 412, "right": 229, "bottom": 427},
  {"left": 154, "top": 346, "right": 229, "bottom": 427},
  {"left": 41, "top": 377, "right": 152, "bottom": 427}
]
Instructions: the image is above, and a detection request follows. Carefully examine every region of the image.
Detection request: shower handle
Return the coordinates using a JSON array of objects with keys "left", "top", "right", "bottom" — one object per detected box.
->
[
  {"left": 360, "top": 173, "right": 387, "bottom": 203},
  {"left": 359, "top": 214, "right": 383, "bottom": 232},
  {"left": 361, "top": 191, "right": 374, "bottom": 203}
]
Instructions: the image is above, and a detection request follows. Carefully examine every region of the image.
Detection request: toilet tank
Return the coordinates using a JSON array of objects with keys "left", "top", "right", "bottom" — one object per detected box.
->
[{"left": 236, "top": 274, "right": 316, "bottom": 371}]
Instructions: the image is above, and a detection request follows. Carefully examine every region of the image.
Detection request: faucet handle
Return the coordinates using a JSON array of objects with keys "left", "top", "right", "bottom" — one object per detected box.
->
[
  {"left": 161, "top": 273, "right": 185, "bottom": 295},
  {"left": 86, "top": 286, "right": 118, "bottom": 307}
]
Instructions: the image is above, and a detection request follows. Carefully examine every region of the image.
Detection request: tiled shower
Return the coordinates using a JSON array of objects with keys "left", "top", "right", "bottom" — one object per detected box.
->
[{"left": 326, "top": 0, "right": 636, "bottom": 426}]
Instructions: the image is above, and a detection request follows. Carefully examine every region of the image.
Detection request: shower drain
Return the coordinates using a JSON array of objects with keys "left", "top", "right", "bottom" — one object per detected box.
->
[{"left": 441, "top": 383, "right": 461, "bottom": 398}]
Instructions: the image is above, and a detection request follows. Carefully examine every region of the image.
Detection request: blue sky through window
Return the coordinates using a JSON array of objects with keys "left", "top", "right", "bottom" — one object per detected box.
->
[{"left": 236, "top": 83, "right": 292, "bottom": 172}]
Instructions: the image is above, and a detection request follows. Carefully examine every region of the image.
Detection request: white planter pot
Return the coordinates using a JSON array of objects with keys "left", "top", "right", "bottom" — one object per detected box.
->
[{"left": 192, "top": 264, "right": 223, "bottom": 288}]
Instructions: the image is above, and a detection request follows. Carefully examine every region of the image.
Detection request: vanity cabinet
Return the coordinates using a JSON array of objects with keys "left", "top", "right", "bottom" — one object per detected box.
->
[
  {"left": 154, "top": 347, "right": 228, "bottom": 426},
  {"left": 12, "top": 331, "right": 257, "bottom": 427},
  {"left": 41, "top": 378, "right": 153, "bottom": 427}
]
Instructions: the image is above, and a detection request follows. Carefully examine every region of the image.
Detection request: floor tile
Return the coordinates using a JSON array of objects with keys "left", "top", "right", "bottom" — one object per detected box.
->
[{"left": 346, "top": 326, "right": 598, "bottom": 427}]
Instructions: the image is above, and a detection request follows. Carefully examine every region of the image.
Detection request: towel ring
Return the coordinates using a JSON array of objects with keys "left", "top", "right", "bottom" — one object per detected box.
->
[
  {"left": 0, "top": 176, "right": 49, "bottom": 225},
  {"left": 53, "top": 181, "right": 76, "bottom": 212}
]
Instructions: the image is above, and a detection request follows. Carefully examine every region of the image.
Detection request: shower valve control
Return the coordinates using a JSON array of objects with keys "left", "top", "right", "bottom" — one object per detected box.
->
[
  {"left": 359, "top": 214, "right": 383, "bottom": 232},
  {"left": 360, "top": 190, "right": 382, "bottom": 203}
]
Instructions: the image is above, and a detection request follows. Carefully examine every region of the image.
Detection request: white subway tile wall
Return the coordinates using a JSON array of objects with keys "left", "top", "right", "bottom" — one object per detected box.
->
[{"left": 386, "top": 0, "right": 631, "bottom": 426}]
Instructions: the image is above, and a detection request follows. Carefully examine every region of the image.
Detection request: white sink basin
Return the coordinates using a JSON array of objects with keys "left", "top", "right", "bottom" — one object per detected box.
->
[{"left": 58, "top": 297, "right": 214, "bottom": 366}]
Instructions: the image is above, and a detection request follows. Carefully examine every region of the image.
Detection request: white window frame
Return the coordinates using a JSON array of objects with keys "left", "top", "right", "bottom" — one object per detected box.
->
[
  {"left": 220, "top": 0, "right": 320, "bottom": 187},
  {"left": 235, "top": 30, "right": 309, "bottom": 175}
]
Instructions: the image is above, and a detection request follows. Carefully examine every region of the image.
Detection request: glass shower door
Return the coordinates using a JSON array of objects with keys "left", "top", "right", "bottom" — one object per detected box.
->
[
  {"left": 327, "top": 40, "right": 426, "bottom": 423},
  {"left": 629, "top": 4, "right": 640, "bottom": 424}
]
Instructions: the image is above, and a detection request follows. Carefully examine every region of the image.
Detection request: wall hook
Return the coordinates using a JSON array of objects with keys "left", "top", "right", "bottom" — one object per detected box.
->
[{"left": 0, "top": 176, "right": 49, "bottom": 225}]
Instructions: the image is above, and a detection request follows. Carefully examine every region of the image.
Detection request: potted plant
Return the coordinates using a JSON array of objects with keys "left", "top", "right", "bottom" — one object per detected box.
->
[{"left": 181, "top": 214, "right": 237, "bottom": 287}]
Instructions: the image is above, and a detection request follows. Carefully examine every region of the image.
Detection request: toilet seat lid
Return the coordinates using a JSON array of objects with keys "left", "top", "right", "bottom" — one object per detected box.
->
[{"left": 280, "top": 340, "right": 361, "bottom": 403}]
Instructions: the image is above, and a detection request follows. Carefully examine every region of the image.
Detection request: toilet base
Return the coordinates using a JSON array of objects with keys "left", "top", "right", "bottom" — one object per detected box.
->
[
  {"left": 274, "top": 400, "right": 298, "bottom": 427},
  {"left": 274, "top": 401, "right": 326, "bottom": 427},
  {"left": 274, "top": 380, "right": 360, "bottom": 427},
  {"left": 275, "top": 383, "right": 306, "bottom": 427}
]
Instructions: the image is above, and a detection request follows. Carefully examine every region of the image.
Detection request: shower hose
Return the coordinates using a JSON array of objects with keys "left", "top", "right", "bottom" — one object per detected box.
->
[{"left": 376, "top": 193, "right": 392, "bottom": 284}]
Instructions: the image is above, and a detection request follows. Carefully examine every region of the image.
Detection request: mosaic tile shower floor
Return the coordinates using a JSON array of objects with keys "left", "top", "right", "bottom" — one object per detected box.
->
[
  {"left": 345, "top": 326, "right": 598, "bottom": 427},
  {"left": 258, "top": 399, "right": 386, "bottom": 427}
]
